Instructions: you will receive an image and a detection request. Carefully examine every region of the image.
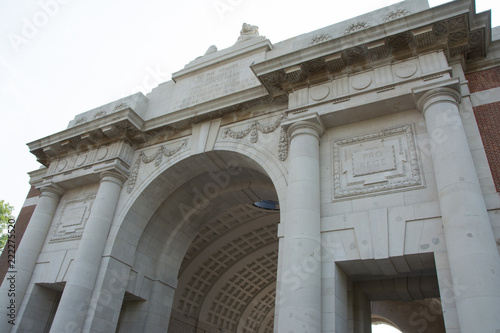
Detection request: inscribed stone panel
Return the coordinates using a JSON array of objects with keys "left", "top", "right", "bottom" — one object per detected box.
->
[
  {"left": 332, "top": 125, "right": 422, "bottom": 199},
  {"left": 50, "top": 195, "right": 95, "bottom": 242}
]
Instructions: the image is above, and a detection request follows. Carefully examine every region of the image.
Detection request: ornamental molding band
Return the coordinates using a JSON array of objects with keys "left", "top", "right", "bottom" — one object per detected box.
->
[
  {"left": 222, "top": 113, "right": 289, "bottom": 161},
  {"left": 127, "top": 139, "right": 188, "bottom": 193},
  {"left": 50, "top": 194, "right": 96, "bottom": 242},
  {"left": 332, "top": 125, "right": 422, "bottom": 199}
]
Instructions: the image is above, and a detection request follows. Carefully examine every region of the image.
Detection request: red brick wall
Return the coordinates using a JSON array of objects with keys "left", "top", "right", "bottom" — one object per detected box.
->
[
  {"left": 26, "top": 186, "right": 41, "bottom": 199},
  {"left": 474, "top": 102, "right": 500, "bottom": 192},
  {"left": 466, "top": 66, "right": 500, "bottom": 192},
  {"left": 0, "top": 186, "right": 40, "bottom": 285},
  {"left": 466, "top": 66, "right": 500, "bottom": 93}
]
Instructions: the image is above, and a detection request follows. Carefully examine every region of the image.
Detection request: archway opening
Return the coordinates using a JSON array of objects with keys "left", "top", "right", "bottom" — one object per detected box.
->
[
  {"left": 114, "top": 150, "right": 282, "bottom": 333},
  {"left": 372, "top": 322, "right": 403, "bottom": 333}
]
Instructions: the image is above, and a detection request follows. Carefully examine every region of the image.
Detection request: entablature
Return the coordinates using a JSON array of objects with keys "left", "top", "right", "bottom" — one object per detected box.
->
[
  {"left": 28, "top": 107, "right": 144, "bottom": 167},
  {"left": 251, "top": 0, "right": 490, "bottom": 98}
]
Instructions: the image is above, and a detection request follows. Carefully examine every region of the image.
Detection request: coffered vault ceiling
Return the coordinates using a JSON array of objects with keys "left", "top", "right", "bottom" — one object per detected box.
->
[{"left": 171, "top": 204, "right": 279, "bottom": 333}]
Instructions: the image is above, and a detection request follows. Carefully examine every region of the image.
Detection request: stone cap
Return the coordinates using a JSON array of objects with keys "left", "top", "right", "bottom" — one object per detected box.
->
[
  {"left": 251, "top": 0, "right": 491, "bottom": 98},
  {"left": 67, "top": 92, "right": 148, "bottom": 128}
]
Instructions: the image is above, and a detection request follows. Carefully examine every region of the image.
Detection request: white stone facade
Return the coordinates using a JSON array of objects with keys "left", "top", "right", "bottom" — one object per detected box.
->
[{"left": 2, "top": 0, "right": 500, "bottom": 332}]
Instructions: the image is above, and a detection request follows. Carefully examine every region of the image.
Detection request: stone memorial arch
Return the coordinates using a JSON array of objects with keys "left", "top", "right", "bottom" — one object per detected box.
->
[{"left": 2, "top": 0, "right": 500, "bottom": 332}]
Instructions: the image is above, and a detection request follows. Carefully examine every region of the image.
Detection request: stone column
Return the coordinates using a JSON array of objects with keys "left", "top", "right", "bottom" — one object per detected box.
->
[
  {"left": 50, "top": 171, "right": 127, "bottom": 333},
  {"left": 0, "top": 183, "right": 64, "bottom": 332},
  {"left": 278, "top": 116, "right": 324, "bottom": 333},
  {"left": 417, "top": 87, "right": 500, "bottom": 332}
]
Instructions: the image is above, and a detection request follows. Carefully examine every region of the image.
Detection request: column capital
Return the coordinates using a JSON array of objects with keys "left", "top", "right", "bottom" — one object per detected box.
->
[
  {"left": 282, "top": 113, "right": 325, "bottom": 142},
  {"left": 100, "top": 170, "right": 128, "bottom": 187},
  {"left": 412, "top": 77, "right": 461, "bottom": 118},
  {"left": 39, "top": 182, "right": 65, "bottom": 200},
  {"left": 94, "top": 158, "right": 129, "bottom": 187},
  {"left": 416, "top": 87, "right": 461, "bottom": 118}
]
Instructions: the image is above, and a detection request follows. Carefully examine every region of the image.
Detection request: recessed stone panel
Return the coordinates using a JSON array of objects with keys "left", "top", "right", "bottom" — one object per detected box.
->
[
  {"left": 352, "top": 146, "right": 397, "bottom": 176},
  {"left": 51, "top": 195, "right": 95, "bottom": 242},
  {"left": 310, "top": 85, "right": 330, "bottom": 101},
  {"left": 333, "top": 125, "right": 423, "bottom": 199},
  {"left": 393, "top": 61, "right": 418, "bottom": 78}
]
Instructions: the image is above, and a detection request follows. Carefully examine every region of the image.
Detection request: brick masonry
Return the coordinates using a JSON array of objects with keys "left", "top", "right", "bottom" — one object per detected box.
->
[
  {"left": 466, "top": 66, "right": 500, "bottom": 193},
  {"left": 0, "top": 186, "right": 40, "bottom": 285},
  {"left": 466, "top": 66, "right": 500, "bottom": 93}
]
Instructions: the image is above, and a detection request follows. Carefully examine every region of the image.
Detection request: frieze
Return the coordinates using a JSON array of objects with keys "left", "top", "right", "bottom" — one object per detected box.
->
[
  {"left": 333, "top": 125, "right": 422, "bottom": 199},
  {"left": 127, "top": 140, "right": 188, "bottom": 193},
  {"left": 46, "top": 142, "right": 131, "bottom": 180}
]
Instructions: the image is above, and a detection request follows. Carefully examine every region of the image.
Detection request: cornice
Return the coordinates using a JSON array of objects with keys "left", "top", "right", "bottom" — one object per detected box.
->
[
  {"left": 28, "top": 108, "right": 144, "bottom": 166},
  {"left": 172, "top": 37, "right": 273, "bottom": 82},
  {"left": 251, "top": 0, "right": 490, "bottom": 97}
]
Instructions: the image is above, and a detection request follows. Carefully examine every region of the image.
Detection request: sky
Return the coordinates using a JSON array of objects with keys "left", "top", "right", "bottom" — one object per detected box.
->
[
  {"left": 372, "top": 324, "right": 403, "bottom": 333},
  {"left": 0, "top": 0, "right": 499, "bottom": 220}
]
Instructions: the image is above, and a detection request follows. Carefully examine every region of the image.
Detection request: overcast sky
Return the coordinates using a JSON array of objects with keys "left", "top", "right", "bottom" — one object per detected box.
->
[{"left": 1, "top": 0, "right": 499, "bottom": 218}]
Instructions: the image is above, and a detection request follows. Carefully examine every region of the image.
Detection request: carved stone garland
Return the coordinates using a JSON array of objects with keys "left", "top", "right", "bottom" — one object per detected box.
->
[
  {"left": 383, "top": 9, "right": 409, "bottom": 22},
  {"left": 344, "top": 22, "right": 370, "bottom": 35},
  {"left": 222, "top": 114, "right": 289, "bottom": 161},
  {"left": 127, "top": 140, "right": 188, "bottom": 193},
  {"left": 278, "top": 128, "right": 289, "bottom": 161},
  {"left": 309, "top": 34, "right": 332, "bottom": 46}
]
